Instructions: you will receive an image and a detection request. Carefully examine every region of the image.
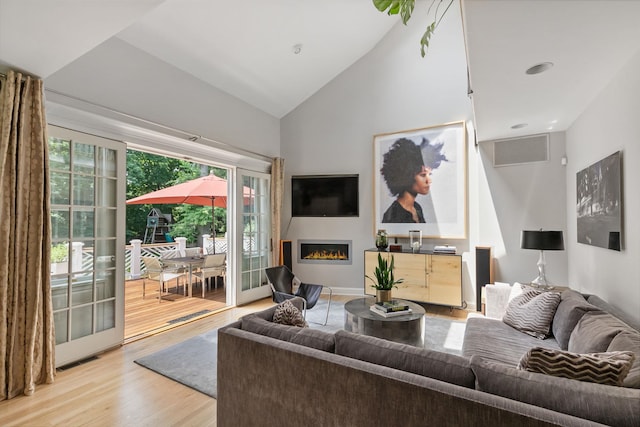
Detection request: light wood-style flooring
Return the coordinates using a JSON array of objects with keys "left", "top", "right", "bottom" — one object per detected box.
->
[
  {"left": 0, "top": 295, "right": 470, "bottom": 427},
  {"left": 124, "top": 277, "right": 228, "bottom": 342}
]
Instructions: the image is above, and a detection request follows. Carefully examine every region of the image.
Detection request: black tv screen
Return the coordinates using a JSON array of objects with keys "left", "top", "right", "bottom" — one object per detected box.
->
[{"left": 291, "top": 174, "right": 359, "bottom": 217}]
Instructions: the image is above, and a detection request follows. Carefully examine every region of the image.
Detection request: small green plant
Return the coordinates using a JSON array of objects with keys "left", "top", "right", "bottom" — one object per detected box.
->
[
  {"left": 50, "top": 243, "right": 69, "bottom": 263},
  {"left": 366, "top": 253, "right": 404, "bottom": 290}
]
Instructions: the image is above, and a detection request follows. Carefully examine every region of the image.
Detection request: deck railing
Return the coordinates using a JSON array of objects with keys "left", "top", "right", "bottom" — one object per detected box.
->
[{"left": 125, "top": 234, "right": 228, "bottom": 279}]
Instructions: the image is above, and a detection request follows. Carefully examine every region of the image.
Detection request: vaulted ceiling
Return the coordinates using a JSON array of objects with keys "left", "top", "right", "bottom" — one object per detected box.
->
[{"left": 2, "top": 0, "right": 639, "bottom": 141}]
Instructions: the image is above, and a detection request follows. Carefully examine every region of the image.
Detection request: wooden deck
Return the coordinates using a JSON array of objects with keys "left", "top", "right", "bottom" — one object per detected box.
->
[{"left": 125, "top": 277, "right": 228, "bottom": 342}]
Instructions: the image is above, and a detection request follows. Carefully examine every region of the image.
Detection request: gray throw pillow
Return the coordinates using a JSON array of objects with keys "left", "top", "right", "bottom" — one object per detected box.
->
[
  {"left": 607, "top": 331, "right": 640, "bottom": 388},
  {"left": 518, "top": 346, "right": 635, "bottom": 386},
  {"left": 273, "top": 299, "right": 308, "bottom": 327},
  {"left": 568, "top": 311, "right": 629, "bottom": 354},
  {"left": 502, "top": 289, "right": 561, "bottom": 339},
  {"left": 552, "top": 290, "right": 602, "bottom": 350}
]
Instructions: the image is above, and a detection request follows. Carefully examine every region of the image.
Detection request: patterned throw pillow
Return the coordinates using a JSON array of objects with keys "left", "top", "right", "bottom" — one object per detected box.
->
[
  {"left": 518, "top": 347, "right": 636, "bottom": 386},
  {"left": 502, "top": 289, "right": 561, "bottom": 339},
  {"left": 272, "top": 300, "right": 308, "bottom": 327}
]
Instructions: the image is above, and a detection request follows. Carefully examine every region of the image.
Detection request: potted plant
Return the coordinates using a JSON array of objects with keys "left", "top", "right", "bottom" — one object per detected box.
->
[
  {"left": 366, "top": 253, "right": 404, "bottom": 303},
  {"left": 50, "top": 243, "right": 69, "bottom": 275}
]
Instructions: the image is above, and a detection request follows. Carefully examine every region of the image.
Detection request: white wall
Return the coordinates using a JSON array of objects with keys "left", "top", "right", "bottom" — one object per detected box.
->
[
  {"left": 566, "top": 50, "right": 640, "bottom": 324},
  {"left": 476, "top": 133, "right": 568, "bottom": 285},
  {"left": 44, "top": 38, "right": 280, "bottom": 159},
  {"left": 280, "top": 1, "right": 572, "bottom": 309},
  {"left": 281, "top": 3, "right": 476, "bottom": 299}
]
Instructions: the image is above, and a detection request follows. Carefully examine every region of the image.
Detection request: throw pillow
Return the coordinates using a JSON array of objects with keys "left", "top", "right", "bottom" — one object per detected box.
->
[
  {"left": 502, "top": 289, "right": 561, "bottom": 339},
  {"left": 552, "top": 290, "right": 602, "bottom": 350},
  {"left": 518, "top": 346, "right": 635, "bottom": 386},
  {"left": 272, "top": 300, "right": 308, "bottom": 327},
  {"left": 607, "top": 331, "right": 640, "bottom": 388},
  {"left": 568, "top": 311, "right": 629, "bottom": 354}
]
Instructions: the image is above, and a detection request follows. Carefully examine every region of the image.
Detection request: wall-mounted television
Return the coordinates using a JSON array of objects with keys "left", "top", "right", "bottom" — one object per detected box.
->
[{"left": 291, "top": 174, "right": 359, "bottom": 217}]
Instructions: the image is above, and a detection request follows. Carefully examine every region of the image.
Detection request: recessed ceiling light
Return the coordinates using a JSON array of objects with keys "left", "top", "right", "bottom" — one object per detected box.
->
[
  {"left": 511, "top": 123, "right": 528, "bottom": 129},
  {"left": 526, "top": 62, "right": 554, "bottom": 75}
]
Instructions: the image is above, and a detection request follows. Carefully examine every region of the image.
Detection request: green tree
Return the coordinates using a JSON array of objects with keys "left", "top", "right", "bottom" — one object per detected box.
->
[{"left": 126, "top": 150, "right": 228, "bottom": 243}]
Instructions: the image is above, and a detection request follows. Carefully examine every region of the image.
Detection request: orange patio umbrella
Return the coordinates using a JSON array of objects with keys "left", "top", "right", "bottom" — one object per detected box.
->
[{"left": 127, "top": 172, "right": 248, "bottom": 251}]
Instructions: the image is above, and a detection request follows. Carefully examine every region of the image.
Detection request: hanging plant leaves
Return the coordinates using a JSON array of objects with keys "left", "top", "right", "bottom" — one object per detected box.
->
[
  {"left": 372, "top": 0, "right": 454, "bottom": 57},
  {"left": 420, "top": 22, "right": 436, "bottom": 57},
  {"left": 373, "top": 0, "right": 415, "bottom": 25}
]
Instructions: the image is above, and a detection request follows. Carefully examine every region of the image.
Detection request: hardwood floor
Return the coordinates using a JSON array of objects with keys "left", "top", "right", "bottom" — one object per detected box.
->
[
  {"left": 0, "top": 296, "right": 275, "bottom": 427},
  {"left": 0, "top": 295, "right": 470, "bottom": 426},
  {"left": 124, "top": 277, "right": 228, "bottom": 342}
]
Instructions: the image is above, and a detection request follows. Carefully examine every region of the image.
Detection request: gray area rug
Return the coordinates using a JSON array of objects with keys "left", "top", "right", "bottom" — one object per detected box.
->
[
  {"left": 134, "top": 299, "right": 466, "bottom": 398},
  {"left": 135, "top": 328, "right": 218, "bottom": 398}
]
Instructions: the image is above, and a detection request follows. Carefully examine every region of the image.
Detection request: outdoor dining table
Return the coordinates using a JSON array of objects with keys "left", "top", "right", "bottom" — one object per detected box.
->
[{"left": 162, "top": 256, "right": 204, "bottom": 297}]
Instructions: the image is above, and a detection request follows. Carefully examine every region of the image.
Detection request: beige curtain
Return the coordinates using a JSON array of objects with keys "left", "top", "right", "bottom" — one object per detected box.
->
[
  {"left": 270, "top": 157, "right": 284, "bottom": 265},
  {"left": 0, "top": 70, "right": 55, "bottom": 400}
]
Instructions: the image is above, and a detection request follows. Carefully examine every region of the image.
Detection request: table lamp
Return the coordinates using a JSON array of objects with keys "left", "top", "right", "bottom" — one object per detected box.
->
[{"left": 520, "top": 229, "right": 564, "bottom": 288}]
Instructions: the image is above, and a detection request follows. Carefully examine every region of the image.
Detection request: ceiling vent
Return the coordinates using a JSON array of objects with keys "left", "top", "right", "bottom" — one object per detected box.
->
[{"left": 492, "top": 133, "right": 549, "bottom": 167}]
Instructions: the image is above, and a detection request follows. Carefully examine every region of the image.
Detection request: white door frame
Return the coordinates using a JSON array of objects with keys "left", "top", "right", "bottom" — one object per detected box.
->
[
  {"left": 49, "top": 125, "right": 126, "bottom": 367},
  {"left": 235, "top": 169, "right": 272, "bottom": 305}
]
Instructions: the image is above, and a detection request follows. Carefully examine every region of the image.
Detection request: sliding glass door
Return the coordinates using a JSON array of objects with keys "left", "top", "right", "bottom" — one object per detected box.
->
[
  {"left": 235, "top": 169, "right": 271, "bottom": 305},
  {"left": 48, "top": 125, "right": 126, "bottom": 367}
]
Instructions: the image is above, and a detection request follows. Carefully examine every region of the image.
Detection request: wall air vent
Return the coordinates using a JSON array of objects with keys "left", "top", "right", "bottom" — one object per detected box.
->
[{"left": 492, "top": 133, "right": 549, "bottom": 167}]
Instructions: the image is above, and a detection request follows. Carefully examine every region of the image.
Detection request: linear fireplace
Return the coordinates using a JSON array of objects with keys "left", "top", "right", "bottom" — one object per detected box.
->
[{"left": 298, "top": 239, "right": 352, "bottom": 265}]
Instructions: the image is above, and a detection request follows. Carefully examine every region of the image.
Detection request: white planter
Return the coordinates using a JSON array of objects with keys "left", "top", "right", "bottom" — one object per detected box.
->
[{"left": 51, "top": 262, "right": 68, "bottom": 275}]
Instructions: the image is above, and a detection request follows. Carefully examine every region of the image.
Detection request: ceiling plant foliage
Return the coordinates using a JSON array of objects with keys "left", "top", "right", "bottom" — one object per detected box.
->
[{"left": 373, "top": 0, "right": 454, "bottom": 57}]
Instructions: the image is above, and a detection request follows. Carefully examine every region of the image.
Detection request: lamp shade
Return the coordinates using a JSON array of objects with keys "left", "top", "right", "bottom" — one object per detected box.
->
[{"left": 521, "top": 230, "right": 564, "bottom": 251}]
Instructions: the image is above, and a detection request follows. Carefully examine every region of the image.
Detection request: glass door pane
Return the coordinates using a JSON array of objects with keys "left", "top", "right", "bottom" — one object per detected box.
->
[
  {"left": 48, "top": 126, "right": 125, "bottom": 367},
  {"left": 236, "top": 169, "right": 271, "bottom": 305}
]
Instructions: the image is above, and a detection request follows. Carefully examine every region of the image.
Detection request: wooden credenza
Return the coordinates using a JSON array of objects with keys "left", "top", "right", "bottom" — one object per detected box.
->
[{"left": 364, "top": 249, "right": 462, "bottom": 307}]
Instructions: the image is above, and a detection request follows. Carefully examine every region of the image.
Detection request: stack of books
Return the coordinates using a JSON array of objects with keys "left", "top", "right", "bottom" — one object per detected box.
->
[
  {"left": 370, "top": 300, "right": 412, "bottom": 317},
  {"left": 433, "top": 245, "right": 456, "bottom": 254}
]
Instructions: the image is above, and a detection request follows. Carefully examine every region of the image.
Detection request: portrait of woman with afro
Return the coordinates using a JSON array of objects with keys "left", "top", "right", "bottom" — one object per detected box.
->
[{"left": 380, "top": 137, "right": 447, "bottom": 223}]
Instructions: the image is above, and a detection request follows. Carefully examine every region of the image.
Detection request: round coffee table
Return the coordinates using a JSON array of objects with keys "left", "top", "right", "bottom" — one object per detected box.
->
[{"left": 344, "top": 297, "right": 425, "bottom": 346}]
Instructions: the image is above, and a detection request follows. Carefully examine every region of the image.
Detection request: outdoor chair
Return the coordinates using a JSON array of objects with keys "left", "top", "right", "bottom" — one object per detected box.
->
[
  {"left": 264, "top": 265, "right": 332, "bottom": 325},
  {"left": 184, "top": 247, "right": 201, "bottom": 257},
  {"left": 193, "top": 253, "right": 226, "bottom": 298},
  {"left": 141, "top": 256, "right": 187, "bottom": 302}
]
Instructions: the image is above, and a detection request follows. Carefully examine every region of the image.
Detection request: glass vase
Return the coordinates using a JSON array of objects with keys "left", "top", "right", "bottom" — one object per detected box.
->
[
  {"left": 375, "top": 229, "right": 388, "bottom": 251},
  {"left": 409, "top": 230, "right": 422, "bottom": 252}
]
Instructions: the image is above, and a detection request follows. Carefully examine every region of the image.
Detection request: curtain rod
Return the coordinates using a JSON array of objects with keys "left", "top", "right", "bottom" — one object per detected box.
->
[
  {"left": 0, "top": 71, "right": 273, "bottom": 163},
  {"left": 44, "top": 88, "right": 273, "bottom": 163},
  {"left": 0, "top": 71, "right": 39, "bottom": 82}
]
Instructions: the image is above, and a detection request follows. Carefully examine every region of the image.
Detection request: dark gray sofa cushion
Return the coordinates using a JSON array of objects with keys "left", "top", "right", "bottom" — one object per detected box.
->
[
  {"left": 241, "top": 314, "right": 301, "bottom": 341},
  {"left": 463, "top": 317, "right": 560, "bottom": 366},
  {"left": 471, "top": 355, "right": 640, "bottom": 427},
  {"left": 552, "top": 290, "right": 602, "bottom": 350},
  {"left": 290, "top": 328, "right": 336, "bottom": 352},
  {"left": 568, "top": 311, "right": 631, "bottom": 353},
  {"left": 335, "top": 330, "right": 476, "bottom": 389},
  {"left": 608, "top": 330, "right": 640, "bottom": 388}
]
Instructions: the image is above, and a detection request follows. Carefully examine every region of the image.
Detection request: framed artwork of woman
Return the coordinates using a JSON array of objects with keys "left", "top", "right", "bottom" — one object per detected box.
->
[{"left": 373, "top": 121, "right": 467, "bottom": 239}]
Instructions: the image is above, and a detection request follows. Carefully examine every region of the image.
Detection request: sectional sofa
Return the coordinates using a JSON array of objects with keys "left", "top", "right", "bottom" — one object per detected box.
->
[{"left": 217, "top": 290, "right": 639, "bottom": 427}]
